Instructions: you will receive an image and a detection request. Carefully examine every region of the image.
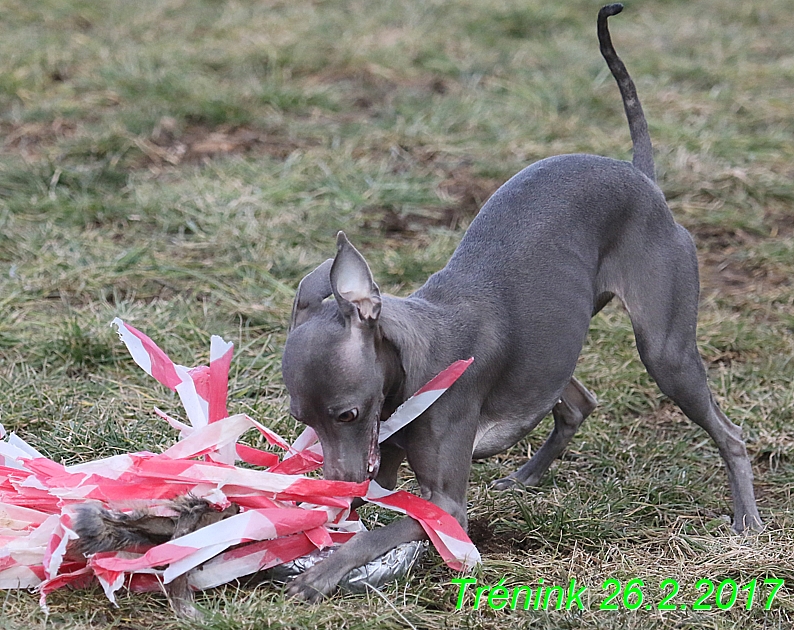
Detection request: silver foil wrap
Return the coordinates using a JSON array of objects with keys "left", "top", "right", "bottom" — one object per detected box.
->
[{"left": 268, "top": 541, "right": 427, "bottom": 593}]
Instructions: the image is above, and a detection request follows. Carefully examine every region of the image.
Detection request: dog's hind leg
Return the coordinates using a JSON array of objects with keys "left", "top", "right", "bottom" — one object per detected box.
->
[
  {"left": 622, "top": 228, "right": 762, "bottom": 533},
  {"left": 493, "top": 377, "right": 597, "bottom": 490}
]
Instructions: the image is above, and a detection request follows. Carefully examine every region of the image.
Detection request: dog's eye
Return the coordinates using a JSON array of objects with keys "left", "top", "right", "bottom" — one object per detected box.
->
[{"left": 337, "top": 408, "right": 359, "bottom": 423}]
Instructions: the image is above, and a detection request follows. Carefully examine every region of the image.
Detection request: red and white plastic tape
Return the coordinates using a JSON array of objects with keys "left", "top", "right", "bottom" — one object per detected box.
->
[{"left": 0, "top": 320, "right": 479, "bottom": 607}]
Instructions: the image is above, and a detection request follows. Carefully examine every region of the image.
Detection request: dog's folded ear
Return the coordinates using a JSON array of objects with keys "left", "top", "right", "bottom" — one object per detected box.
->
[
  {"left": 289, "top": 258, "right": 334, "bottom": 332},
  {"left": 331, "top": 231, "right": 382, "bottom": 325}
]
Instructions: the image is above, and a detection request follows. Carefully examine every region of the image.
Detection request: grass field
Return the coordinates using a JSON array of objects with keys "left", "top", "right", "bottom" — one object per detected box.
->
[{"left": 1, "top": 0, "right": 793, "bottom": 628}]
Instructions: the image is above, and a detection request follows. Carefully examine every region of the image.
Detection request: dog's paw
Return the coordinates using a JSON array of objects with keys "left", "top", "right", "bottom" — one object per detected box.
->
[
  {"left": 731, "top": 513, "right": 765, "bottom": 535},
  {"left": 286, "top": 578, "right": 326, "bottom": 603},
  {"left": 491, "top": 476, "right": 518, "bottom": 491},
  {"left": 493, "top": 471, "right": 542, "bottom": 490},
  {"left": 492, "top": 475, "right": 538, "bottom": 490},
  {"left": 285, "top": 567, "right": 339, "bottom": 603}
]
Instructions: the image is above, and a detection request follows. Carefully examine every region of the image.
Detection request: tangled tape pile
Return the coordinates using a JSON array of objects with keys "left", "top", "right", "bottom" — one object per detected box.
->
[{"left": 0, "top": 319, "right": 479, "bottom": 608}]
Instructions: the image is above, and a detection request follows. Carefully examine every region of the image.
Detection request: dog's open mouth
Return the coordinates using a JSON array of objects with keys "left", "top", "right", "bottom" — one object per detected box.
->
[{"left": 367, "top": 420, "right": 381, "bottom": 480}]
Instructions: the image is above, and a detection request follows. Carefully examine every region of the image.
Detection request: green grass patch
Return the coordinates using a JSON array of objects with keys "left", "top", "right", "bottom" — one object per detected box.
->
[{"left": 1, "top": 0, "right": 793, "bottom": 628}]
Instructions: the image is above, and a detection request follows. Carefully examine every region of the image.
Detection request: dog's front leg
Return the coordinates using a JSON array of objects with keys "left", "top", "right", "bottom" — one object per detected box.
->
[
  {"left": 286, "top": 515, "right": 427, "bottom": 602},
  {"left": 286, "top": 441, "right": 422, "bottom": 602},
  {"left": 402, "top": 403, "right": 477, "bottom": 530},
  {"left": 287, "top": 407, "right": 476, "bottom": 602}
]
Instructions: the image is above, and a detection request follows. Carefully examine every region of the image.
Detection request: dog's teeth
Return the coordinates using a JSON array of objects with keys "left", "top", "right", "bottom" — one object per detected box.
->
[{"left": 368, "top": 463, "right": 375, "bottom": 473}]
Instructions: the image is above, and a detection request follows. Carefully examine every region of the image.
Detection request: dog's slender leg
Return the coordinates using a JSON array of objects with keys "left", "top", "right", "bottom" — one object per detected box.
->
[
  {"left": 374, "top": 443, "right": 407, "bottom": 490},
  {"left": 493, "top": 377, "right": 597, "bottom": 490},
  {"left": 286, "top": 409, "right": 475, "bottom": 602},
  {"left": 636, "top": 338, "right": 762, "bottom": 532},
  {"left": 624, "top": 229, "right": 762, "bottom": 533},
  {"left": 403, "top": 404, "right": 478, "bottom": 529}
]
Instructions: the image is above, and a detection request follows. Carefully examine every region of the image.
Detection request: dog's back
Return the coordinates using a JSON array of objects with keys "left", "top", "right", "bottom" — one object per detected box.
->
[
  {"left": 412, "top": 1, "right": 676, "bottom": 403},
  {"left": 405, "top": 4, "right": 698, "bottom": 463},
  {"left": 416, "top": 2, "right": 665, "bottom": 315}
]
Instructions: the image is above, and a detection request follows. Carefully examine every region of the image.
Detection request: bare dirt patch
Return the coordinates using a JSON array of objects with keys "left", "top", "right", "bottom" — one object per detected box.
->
[
  {"left": 310, "top": 65, "right": 450, "bottom": 113},
  {"left": 437, "top": 166, "right": 500, "bottom": 220},
  {"left": 1, "top": 118, "right": 79, "bottom": 160},
  {"left": 690, "top": 224, "right": 791, "bottom": 297},
  {"left": 698, "top": 250, "right": 789, "bottom": 299},
  {"left": 139, "top": 120, "right": 317, "bottom": 166},
  {"left": 467, "top": 517, "right": 531, "bottom": 555},
  {"left": 364, "top": 166, "right": 501, "bottom": 235},
  {"left": 0, "top": 117, "right": 317, "bottom": 169},
  {"left": 767, "top": 209, "right": 794, "bottom": 238}
]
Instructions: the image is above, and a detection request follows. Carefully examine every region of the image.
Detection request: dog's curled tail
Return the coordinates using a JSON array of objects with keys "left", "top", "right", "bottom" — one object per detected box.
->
[{"left": 598, "top": 4, "right": 655, "bottom": 182}]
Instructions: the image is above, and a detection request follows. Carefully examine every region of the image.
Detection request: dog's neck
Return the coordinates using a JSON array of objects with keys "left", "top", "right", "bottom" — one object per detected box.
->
[
  {"left": 378, "top": 337, "right": 404, "bottom": 421},
  {"left": 378, "top": 294, "right": 448, "bottom": 409}
]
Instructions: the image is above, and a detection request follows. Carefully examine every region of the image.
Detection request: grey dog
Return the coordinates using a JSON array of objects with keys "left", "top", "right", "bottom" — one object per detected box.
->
[{"left": 281, "top": 3, "right": 762, "bottom": 601}]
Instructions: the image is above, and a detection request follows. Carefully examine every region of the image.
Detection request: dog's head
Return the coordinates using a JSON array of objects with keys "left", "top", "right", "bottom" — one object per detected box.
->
[{"left": 282, "top": 232, "right": 390, "bottom": 483}]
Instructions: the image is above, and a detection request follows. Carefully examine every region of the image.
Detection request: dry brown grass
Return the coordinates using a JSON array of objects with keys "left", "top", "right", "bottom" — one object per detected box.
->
[{"left": 0, "top": 0, "right": 792, "bottom": 628}]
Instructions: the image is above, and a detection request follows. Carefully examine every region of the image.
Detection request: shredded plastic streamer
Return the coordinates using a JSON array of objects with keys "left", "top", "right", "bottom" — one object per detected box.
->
[{"left": 0, "top": 319, "right": 479, "bottom": 608}]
